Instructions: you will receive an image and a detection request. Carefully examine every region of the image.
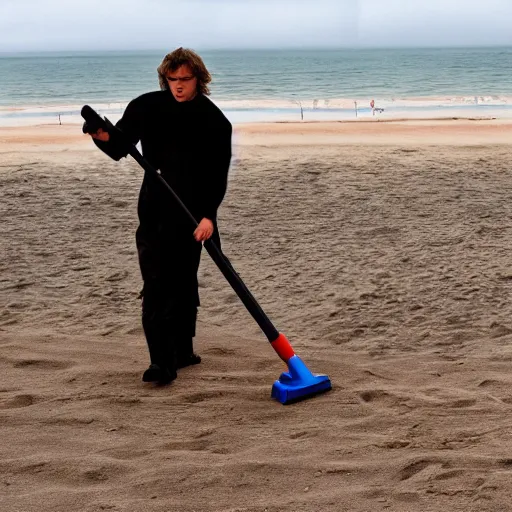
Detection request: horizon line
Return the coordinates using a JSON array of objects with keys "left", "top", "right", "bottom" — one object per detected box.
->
[{"left": 1, "top": 43, "right": 512, "bottom": 56}]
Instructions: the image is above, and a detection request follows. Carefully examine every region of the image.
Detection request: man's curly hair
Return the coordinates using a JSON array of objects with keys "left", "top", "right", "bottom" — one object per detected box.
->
[{"left": 157, "top": 47, "right": 211, "bottom": 95}]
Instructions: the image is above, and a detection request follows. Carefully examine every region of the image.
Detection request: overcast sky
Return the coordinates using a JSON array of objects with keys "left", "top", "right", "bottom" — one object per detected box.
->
[{"left": 1, "top": 0, "right": 511, "bottom": 52}]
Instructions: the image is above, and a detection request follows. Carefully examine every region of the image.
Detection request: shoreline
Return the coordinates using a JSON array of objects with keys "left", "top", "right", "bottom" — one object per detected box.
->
[{"left": 2, "top": 101, "right": 512, "bottom": 129}]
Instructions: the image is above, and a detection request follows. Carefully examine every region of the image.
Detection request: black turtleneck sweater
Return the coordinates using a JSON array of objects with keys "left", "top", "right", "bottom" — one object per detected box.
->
[{"left": 95, "top": 90, "right": 232, "bottom": 227}]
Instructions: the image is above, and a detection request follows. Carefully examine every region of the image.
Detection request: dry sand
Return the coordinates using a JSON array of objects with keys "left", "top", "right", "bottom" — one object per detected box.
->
[{"left": 2, "top": 119, "right": 512, "bottom": 511}]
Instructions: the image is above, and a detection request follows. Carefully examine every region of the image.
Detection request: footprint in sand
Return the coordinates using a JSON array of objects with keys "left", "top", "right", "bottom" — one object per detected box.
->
[
  {"left": 204, "top": 347, "right": 237, "bottom": 356},
  {"left": 433, "top": 469, "right": 466, "bottom": 480},
  {"left": 0, "top": 394, "right": 38, "bottom": 409},
  {"left": 398, "top": 459, "right": 432, "bottom": 481},
  {"left": 182, "top": 390, "right": 224, "bottom": 404},
  {"left": 477, "top": 379, "right": 503, "bottom": 388},
  {"left": 163, "top": 439, "right": 210, "bottom": 452},
  {"left": 359, "top": 389, "right": 403, "bottom": 409},
  {"left": 446, "top": 398, "right": 477, "bottom": 408},
  {"left": 99, "top": 448, "right": 150, "bottom": 461},
  {"left": 289, "top": 430, "right": 318, "bottom": 440},
  {"left": 12, "top": 359, "right": 73, "bottom": 370},
  {"left": 489, "top": 322, "right": 512, "bottom": 338}
]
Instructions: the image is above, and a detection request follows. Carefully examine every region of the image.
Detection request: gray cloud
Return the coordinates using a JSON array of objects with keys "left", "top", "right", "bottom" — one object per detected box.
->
[{"left": 0, "top": 0, "right": 511, "bottom": 52}]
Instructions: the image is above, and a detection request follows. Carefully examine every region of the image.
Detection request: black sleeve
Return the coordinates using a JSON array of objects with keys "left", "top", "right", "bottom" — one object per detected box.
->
[
  {"left": 201, "top": 117, "right": 232, "bottom": 221},
  {"left": 92, "top": 98, "right": 144, "bottom": 161}
]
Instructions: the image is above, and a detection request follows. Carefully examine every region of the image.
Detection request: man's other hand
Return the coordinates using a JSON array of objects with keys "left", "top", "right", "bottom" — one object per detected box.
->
[{"left": 193, "top": 218, "right": 214, "bottom": 242}]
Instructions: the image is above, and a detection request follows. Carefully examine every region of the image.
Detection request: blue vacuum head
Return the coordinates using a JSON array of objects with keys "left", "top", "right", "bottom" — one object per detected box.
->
[{"left": 271, "top": 355, "right": 332, "bottom": 404}]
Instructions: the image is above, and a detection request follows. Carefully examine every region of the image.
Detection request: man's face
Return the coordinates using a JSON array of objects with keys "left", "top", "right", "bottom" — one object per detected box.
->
[{"left": 166, "top": 64, "right": 198, "bottom": 102}]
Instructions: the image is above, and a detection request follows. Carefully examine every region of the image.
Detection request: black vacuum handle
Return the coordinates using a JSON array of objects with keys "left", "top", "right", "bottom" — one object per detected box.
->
[{"left": 81, "top": 105, "right": 108, "bottom": 134}]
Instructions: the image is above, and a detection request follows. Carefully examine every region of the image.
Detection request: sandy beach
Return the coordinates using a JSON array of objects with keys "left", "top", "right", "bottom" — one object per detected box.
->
[{"left": 2, "top": 119, "right": 512, "bottom": 511}]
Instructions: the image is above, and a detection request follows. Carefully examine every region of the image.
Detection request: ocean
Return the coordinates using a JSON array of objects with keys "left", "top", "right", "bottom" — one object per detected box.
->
[{"left": 1, "top": 47, "right": 512, "bottom": 125}]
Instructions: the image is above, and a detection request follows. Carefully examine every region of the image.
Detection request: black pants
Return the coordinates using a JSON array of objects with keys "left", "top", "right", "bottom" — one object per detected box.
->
[
  {"left": 136, "top": 219, "right": 206, "bottom": 369},
  {"left": 141, "top": 281, "right": 198, "bottom": 368}
]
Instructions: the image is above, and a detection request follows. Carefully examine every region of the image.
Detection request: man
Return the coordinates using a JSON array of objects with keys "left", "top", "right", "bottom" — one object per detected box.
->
[{"left": 86, "top": 48, "right": 232, "bottom": 385}]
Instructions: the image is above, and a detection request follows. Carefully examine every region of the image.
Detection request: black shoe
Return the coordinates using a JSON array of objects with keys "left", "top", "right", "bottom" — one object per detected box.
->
[
  {"left": 142, "top": 364, "right": 177, "bottom": 384},
  {"left": 177, "top": 353, "right": 202, "bottom": 369}
]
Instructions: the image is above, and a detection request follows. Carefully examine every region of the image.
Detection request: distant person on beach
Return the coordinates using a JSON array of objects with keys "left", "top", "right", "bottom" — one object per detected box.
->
[
  {"left": 85, "top": 48, "right": 232, "bottom": 385},
  {"left": 370, "top": 99, "right": 384, "bottom": 116}
]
